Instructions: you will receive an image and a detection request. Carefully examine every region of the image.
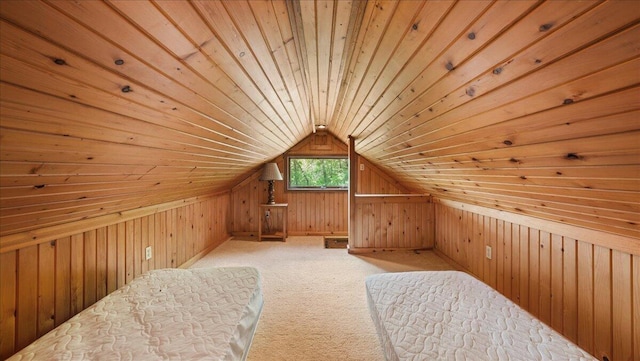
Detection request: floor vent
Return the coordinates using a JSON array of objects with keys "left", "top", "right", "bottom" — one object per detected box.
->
[{"left": 324, "top": 236, "right": 348, "bottom": 249}]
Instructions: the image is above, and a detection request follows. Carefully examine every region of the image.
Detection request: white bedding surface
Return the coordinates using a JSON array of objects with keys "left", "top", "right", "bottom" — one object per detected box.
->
[
  {"left": 365, "top": 271, "right": 596, "bottom": 361},
  {"left": 9, "top": 267, "right": 263, "bottom": 361}
]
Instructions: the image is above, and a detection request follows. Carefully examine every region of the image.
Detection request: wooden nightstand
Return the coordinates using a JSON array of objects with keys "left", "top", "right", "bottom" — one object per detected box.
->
[{"left": 258, "top": 203, "right": 288, "bottom": 241}]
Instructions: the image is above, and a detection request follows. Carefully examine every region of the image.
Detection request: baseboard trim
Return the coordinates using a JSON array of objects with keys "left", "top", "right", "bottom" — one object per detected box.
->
[
  {"left": 179, "top": 236, "right": 232, "bottom": 269},
  {"left": 347, "top": 246, "right": 433, "bottom": 254}
]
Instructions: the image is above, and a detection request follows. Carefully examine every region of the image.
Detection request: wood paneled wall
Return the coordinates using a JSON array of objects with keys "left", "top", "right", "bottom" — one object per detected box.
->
[
  {"left": 356, "top": 156, "right": 411, "bottom": 194},
  {"left": 434, "top": 199, "right": 639, "bottom": 361},
  {"left": 230, "top": 162, "right": 351, "bottom": 236},
  {"left": 231, "top": 132, "right": 412, "bottom": 236},
  {"left": 349, "top": 195, "right": 434, "bottom": 252},
  {"left": 0, "top": 193, "right": 230, "bottom": 359}
]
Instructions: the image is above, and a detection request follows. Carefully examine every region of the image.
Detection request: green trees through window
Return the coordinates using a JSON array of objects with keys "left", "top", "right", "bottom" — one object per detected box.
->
[{"left": 287, "top": 156, "right": 348, "bottom": 190}]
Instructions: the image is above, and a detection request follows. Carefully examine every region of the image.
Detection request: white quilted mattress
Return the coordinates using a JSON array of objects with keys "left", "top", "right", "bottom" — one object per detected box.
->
[
  {"left": 9, "top": 267, "right": 263, "bottom": 361},
  {"left": 365, "top": 271, "right": 596, "bottom": 361}
]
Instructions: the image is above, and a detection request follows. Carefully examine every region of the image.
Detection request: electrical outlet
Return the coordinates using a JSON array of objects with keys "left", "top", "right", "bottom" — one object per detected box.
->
[
  {"left": 359, "top": 164, "right": 364, "bottom": 171},
  {"left": 265, "top": 210, "right": 270, "bottom": 218},
  {"left": 485, "top": 245, "right": 492, "bottom": 260},
  {"left": 145, "top": 246, "right": 152, "bottom": 260}
]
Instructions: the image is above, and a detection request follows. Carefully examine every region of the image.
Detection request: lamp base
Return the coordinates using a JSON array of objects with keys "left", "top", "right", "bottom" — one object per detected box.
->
[{"left": 267, "top": 180, "right": 276, "bottom": 204}]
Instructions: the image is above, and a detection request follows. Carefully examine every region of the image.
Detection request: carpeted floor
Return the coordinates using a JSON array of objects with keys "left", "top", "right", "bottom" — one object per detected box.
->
[{"left": 190, "top": 236, "right": 456, "bottom": 361}]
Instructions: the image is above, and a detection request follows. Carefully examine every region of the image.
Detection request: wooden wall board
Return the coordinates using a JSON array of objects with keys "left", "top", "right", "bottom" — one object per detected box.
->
[
  {"left": 0, "top": 0, "right": 637, "bottom": 248},
  {"left": 37, "top": 241, "right": 55, "bottom": 336},
  {"left": 612, "top": 249, "right": 633, "bottom": 361},
  {"left": 230, "top": 132, "right": 414, "bottom": 237},
  {"left": 435, "top": 202, "right": 637, "bottom": 360},
  {"left": 351, "top": 195, "right": 433, "bottom": 251},
  {"left": 0, "top": 193, "right": 230, "bottom": 358},
  {"left": 0, "top": 251, "right": 16, "bottom": 359},
  {"left": 562, "top": 237, "right": 578, "bottom": 343}
]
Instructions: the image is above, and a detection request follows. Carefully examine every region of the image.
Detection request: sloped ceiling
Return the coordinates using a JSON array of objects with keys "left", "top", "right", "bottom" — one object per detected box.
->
[{"left": 0, "top": 1, "right": 638, "bottom": 239}]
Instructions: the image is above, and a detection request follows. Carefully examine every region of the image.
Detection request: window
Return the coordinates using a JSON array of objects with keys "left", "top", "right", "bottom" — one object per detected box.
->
[{"left": 287, "top": 156, "right": 348, "bottom": 190}]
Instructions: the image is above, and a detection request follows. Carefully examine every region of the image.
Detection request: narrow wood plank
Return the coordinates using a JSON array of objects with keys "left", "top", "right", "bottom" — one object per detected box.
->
[
  {"left": 538, "top": 231, "right": 552, "bottom": 326},
  {"left": 54, "top": 236, "right": 71, "bottom": 326},
  {"left": 496, "top": 219, "right": 505, "bottom": 294},
  {"left": 176, "top": 208, "right": 186, "bottom": 266},
  {"left": 634, "top": 254, "right": 640, "bottom": 361},
  {"left": 484, "top": 216, "right": 496, "bottom": 287},
  {"left": 95, "top": 227, "right": 107, "bottom": 300},
  {"left": 156, "top": 212, "right": 167, "bottom": 269},
  {"left": 106, "top": 224, "right": 117, "bottom": 294},
  {"left": 562, "top": 237, "right": 578, "bottom": 343},
  {"left": 612, "top": 249, "right": 632, "bottom": 361},
  {"left": 471, "top": 212, "right": 479, "bottom": 277},
  {"left": 125, "top": 220, "right": 134, "bottom": 283},
  {"left": 83, "top": 230, "right": 97, "bottom": 308},
  {"left": 133, "top": 218, "right": 142, "bottom": 278},
  {"left": 502, "top": 221, "right": 512, "bottom": 300},
  {"left": 551, "top": 234, "right": 564, "bottom": 333},
  {"left": 593, "top": 245, "right": 612, "bottom": 361},
  {"left": 140, "top": 217, "right": 149, "bottom": 275},
  {"left": 169, "top": 208, "right": 178, "bottom": 268},
  {"left": 455, "top": 208, "right": 466, "bottom": 267},
  {"left": 528, "top": 230, "right": 540, "bottom": 317},
  {"left": 16, "top": 245, "right": 38, "bottom": 351},
  {"left": 37, "top": 241, "right": 55, "bottom": 336},
  {"left": 70, "top": 233, "right": 84, "bottom": 315},
  {"left": 576, "top": 240, "right": 595, "bottom": 354},
  {"left": 0, "top": 251, "right": 17, "bottom": 359},
  {"left": 520, "top": 225, "right": 531, "bottom": 310},
  {"left": 510, "top": 224, "right": 520, "bottom": 305}
]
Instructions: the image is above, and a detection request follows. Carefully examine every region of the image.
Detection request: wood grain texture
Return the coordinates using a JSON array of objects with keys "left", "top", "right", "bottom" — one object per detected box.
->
[
  {"left": 230, "top": 132, "right": 413, "bottom": 237},
  {"left": 0, "top": 193, "right": 230, "bottom": 358},
  {"left": 351, "top": 195, "right": 433, "bottom": 251},
  {"left": 0, "top": 0, "right": 636, "bottom": 245},
  {"left": 435, "top": 202, "right": 636, "bottom": 360}
]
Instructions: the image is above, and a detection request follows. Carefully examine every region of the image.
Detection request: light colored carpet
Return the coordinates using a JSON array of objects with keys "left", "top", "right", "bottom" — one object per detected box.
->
[{"left": 190, "top": 236, "right": 455, "bottom": 361}]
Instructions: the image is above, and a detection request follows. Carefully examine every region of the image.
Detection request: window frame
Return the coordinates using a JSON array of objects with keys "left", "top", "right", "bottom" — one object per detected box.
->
[{"left": 285, "top": 155, "right": 349, "bottom": 191}]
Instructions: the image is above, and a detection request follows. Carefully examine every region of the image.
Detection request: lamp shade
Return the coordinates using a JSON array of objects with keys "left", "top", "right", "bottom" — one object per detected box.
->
[{"left": 259, "top": 163, "right": 283, "bottom": 181}]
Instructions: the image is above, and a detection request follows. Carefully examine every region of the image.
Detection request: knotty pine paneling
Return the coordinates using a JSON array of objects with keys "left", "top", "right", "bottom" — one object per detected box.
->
[
  {"left": 350, "top": 195, "right": 434, "bottom": 252},
  {"left": 435, "top": 200, "right": 638, "bottom": 361},
  {"left": 356, "top": 156, "right": 412, "bottom": 194},
  {"left": 1, "top": 1, "right": 637, "bottom": 251},
  {"left": 231, "top": 132, "right": 349, "bottom": 236},
  {"left": 0, "top": 193, "right": 230, "bottom": 359},
  {"left": 230, "top": 132, "right": 415, "bottom": 236}
]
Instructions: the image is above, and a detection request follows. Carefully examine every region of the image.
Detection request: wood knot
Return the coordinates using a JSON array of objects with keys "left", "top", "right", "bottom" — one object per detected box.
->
[
  {"left": 493, "top": 67, "right": 503, "bottom": 75},
  {"left": 503, "top": 140, "right": 513, "bottom": 146},
  {"left": 114, "top": 59, "right": 124, "bottom": 65},
  {"left": 539, "top": 23, "right": 553, "bottom": 32},
  {"left": 53, "top": 58, "right": 66, "bottom": 65},
  {"left": 468, "top": 32, "right": 476, "bottom": 40},
  {"left": 445, "top": 62, "right": 455, "bottom": 71},
  {"left": 121, "top": 85, "right": 131, "bottom": 93},
  {"left": 466, "top": 87, "right": 476, "bottom": 97},
  {"left": 563, "top": 98, "right": 574, "bottom": 105},
  {"left": 412, "top": 23, "right": 418, "bottom": 30},
  {"left": 565, "top": 153, "right": 581, "bottom": 160}
]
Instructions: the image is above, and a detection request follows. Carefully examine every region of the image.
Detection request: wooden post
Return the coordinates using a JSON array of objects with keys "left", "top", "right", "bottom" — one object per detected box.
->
[{"left": 348, "top": 135, "right": 357, "bottom": 252}]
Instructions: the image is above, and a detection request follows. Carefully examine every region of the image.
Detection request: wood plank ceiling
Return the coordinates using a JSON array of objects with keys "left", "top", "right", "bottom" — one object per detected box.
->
[{"left": 0, "top": 1, "right": 638, "bottom": 240}]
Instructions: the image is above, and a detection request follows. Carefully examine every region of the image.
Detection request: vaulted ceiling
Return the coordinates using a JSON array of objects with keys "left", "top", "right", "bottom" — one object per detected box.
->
[{"left": 1, "top": 1, "right": 638, "bottom": 239}]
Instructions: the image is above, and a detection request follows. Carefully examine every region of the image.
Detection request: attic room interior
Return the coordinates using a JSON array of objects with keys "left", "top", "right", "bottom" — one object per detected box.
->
[{"left": 0, "top": 0, "right": 638, "bottom": 360}]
